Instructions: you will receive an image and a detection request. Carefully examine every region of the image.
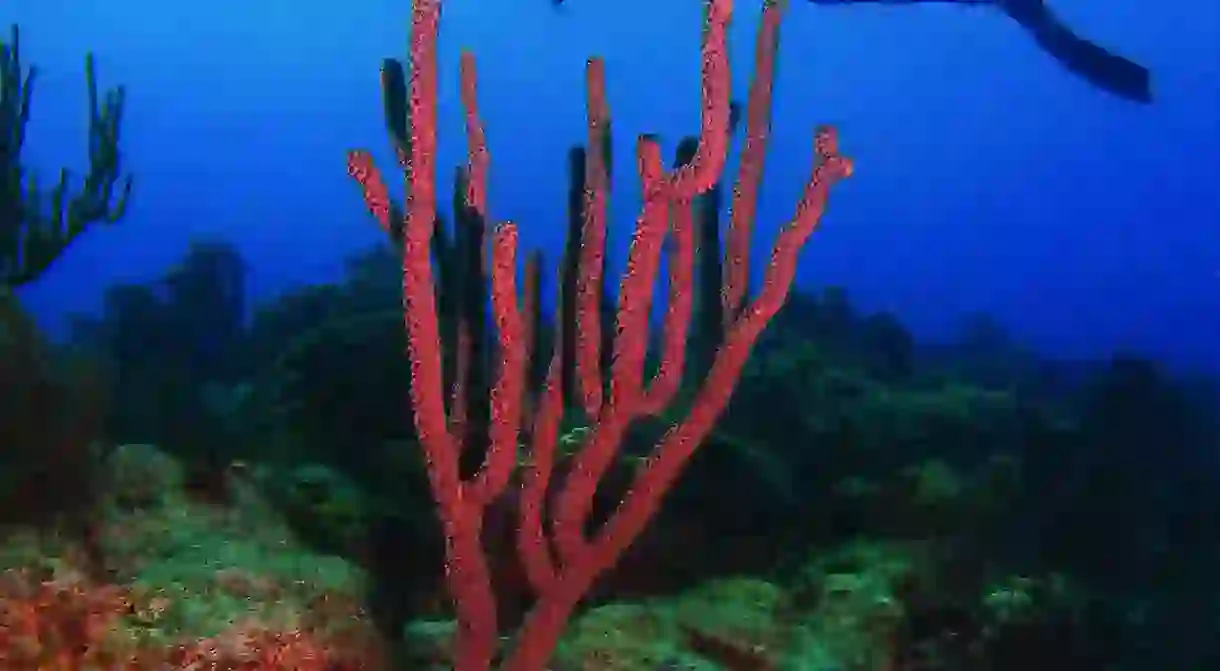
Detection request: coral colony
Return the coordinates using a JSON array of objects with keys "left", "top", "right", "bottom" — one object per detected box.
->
[{"left": 347, "top": 0, "right": 851, "bottom": 667}]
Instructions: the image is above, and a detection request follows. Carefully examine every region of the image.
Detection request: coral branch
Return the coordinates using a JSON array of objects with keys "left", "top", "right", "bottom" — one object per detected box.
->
[
  {"left": 575, "top": 58, "right": 610, "bottom": 420},
  {"left": 723, "top": 0, "right": 783, "bottom": 323}
]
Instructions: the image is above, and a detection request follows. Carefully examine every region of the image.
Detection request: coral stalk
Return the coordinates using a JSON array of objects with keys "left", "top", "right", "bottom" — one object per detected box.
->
[{"left": 346, "top": 0, "right": 852, "bottom": 668}]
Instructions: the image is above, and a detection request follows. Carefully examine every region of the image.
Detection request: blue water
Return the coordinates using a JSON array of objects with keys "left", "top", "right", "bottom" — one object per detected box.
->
[{"left": 6, "top": 0, "right": 1218, "bottom": 372}]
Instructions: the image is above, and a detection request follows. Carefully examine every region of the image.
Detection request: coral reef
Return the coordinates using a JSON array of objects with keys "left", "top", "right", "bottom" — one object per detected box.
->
[
  {"left": 0, "top": 444, "right": 387, "bottom": 669},
  {"left": 0, "top": 0, "right": 1212, "bottom": 668},
  {"left": 0, "top": 289, "right": 105, "bottom": 528}
]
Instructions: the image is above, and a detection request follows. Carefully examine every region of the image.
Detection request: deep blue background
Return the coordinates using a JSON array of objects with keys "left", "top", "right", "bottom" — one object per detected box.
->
[{"left": 5, "top": 0, "right": 1218, "bottom": 372}]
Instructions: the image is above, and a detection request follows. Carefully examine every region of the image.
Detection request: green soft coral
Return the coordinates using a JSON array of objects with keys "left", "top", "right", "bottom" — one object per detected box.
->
[{"left": 1, "top": 24, "right": 132, "bottom": 287}]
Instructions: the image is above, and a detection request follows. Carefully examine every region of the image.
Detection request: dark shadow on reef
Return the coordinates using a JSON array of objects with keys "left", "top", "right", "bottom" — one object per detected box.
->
[{"left": 6, "top": 229, "right": 1214, "bottom": 667}]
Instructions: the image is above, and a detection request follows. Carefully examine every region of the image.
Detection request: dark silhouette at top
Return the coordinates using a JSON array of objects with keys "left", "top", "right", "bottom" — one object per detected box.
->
[
  {"left": 551, "top": 0, "right": 1152, "bottom": 104},
  {"left": 808, "top": 0, "right": 1151, "bottom": 103}
]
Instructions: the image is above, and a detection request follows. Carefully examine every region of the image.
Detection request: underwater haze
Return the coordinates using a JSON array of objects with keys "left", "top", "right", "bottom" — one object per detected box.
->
[
  {"left": 6, "top": 1, "right": 1220, "bottom": 667},
  {"left": 6, "top": 0, "right": 1220, "bottom": 369}
]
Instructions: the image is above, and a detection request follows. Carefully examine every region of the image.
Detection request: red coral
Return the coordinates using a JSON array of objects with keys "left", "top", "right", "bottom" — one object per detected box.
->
[
  {"left": 166, "top": 625, "right": 370, "bottom": 670},
  {"left": 0, "top": 567, "right": 388, "bottom": 670},
  {"left": 347, "top": 0, "right": 851, "bottom": 669},
  {"left": 0, "top": 568, "right": 132, "bottom": 669}
]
